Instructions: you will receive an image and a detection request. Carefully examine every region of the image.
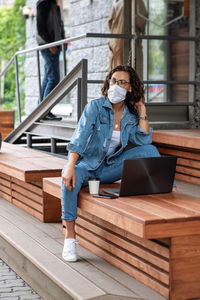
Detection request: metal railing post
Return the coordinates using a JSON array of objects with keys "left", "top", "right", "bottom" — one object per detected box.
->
[
  {"left": 81, "top": 59, "right": 88, "bottom": 114},
  {"left": 37, "top": 50, "right": 42, "bottom": 103},
  {"left": 51, "top": 138, "right": 56, "bottom": 153},
  {"left": 14, "top": 56, "right": 21, "bottom": 123},
  {"left": 62, "top": 44, "right": 67, "bottom": 77},
  {"left": 77, "top": 78, "right": 82, "bottom": 121}
]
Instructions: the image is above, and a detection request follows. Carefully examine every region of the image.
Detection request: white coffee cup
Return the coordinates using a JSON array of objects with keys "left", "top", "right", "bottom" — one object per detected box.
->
[{"left": 88, "top": 179, "right": 100, "bottom": 195}]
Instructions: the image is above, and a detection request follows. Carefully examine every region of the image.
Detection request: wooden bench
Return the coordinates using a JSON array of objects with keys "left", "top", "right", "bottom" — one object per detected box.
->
[
  {"left": 0, "top": 142, "right": 65, "bottom": 222},
  {"left": 0, "top": 110, "right": 14, "bottom": 140},
  {"left": 152, "top": 129, "right": 200, "bottom": 185},
  {"left": 43, "top": 176, "right": 200, "bottom": 300}
]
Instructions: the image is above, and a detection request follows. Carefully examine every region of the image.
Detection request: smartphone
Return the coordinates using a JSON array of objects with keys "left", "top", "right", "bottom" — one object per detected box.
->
[{"left": 93, "top": 194, "right": 118, "bottom": 199}]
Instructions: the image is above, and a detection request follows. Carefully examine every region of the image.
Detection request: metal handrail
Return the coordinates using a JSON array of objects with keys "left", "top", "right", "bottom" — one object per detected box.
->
[
  {"left": 1, "top": 31, "right": 199, "bottom": 123},
  {"left": 0, "top": 34, "right": 87, "bottom": 78},
  {"left": 0, "top": 34, "right": 88, "bottom": 123},
  {"left": 1, "top": 32, "right": 197, "bottom": 79},
  {"left": 4, "top": 59, "right": 88, "bottom": 144}
]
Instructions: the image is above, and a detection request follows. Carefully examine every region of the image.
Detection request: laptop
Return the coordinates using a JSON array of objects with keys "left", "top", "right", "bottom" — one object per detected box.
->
[{"left": 103, "top": 156, "right": 177, "bottom": 197}]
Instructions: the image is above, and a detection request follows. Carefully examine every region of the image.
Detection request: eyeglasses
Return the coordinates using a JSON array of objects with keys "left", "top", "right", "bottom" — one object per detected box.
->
[{"left": 109, "top": 78, "right": 130, "bottom": 87}]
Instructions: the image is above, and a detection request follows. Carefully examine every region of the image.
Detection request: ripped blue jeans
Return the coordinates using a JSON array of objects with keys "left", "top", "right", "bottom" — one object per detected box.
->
[{"left": 61, "top": 144, "right": 160, "bottom": 221}]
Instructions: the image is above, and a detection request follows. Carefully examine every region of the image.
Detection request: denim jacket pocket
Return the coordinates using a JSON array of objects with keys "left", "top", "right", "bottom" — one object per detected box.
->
[{"left": 99, "top": 113, "right": 109, "bottom": 124}]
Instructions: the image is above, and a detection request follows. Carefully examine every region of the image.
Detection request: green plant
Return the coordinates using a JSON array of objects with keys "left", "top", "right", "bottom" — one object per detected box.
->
[{"left": 0, "top": 0, "right": 25, "bottom": 118}]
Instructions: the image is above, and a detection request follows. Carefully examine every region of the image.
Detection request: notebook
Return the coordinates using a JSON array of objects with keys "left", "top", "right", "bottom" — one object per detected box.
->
[{"left": 103, "top": 156, "right": 177, "bottom": 197}]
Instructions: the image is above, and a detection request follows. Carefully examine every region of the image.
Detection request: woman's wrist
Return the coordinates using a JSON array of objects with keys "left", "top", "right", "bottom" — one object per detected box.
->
[
  {"left": 68, "top": 152, "right": 79, "bottom": 167},
  {"left": 68, "top": 162, "right": 76, "bottom": 168},
  {"left": 137, "top": 105, "right": 147, "bottom": 118}
]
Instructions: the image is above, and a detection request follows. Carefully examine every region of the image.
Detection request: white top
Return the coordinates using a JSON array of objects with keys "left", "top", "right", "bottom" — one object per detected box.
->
[{"left": 106, "top": 130, "right": 121, "bottom": 156}]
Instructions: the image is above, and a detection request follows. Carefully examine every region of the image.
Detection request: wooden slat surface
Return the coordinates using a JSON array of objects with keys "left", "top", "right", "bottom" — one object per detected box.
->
[
  {"left": 0, "top": 142, "right": 65, "bottom": 182},
  {"left": 12, "top": 198, "right": 43, "bottom": 221},
  {"left": 177, "top": 157, "right": 200, "bottom": 169},
  {"left": 145, "top": 220, "right": 200, "bottom": 239},
  {"left": 76, "top": 225, "right": 169, "bottom": 285},
  {"left": 175, "top": 173, "right": 200, "bottom": 185},
  {"left": 77, "top": 209, "right": 170, "bottom": 259},
  {"left": 0, "top": 185, "right": 11, "bottom": 197},
  {"left": 0, "top": 144, "right": 64, "bottom": 222},
  {"left": 153, "top": 129, "right": 200, "bottom": 185},
  {"left": 43, "top": 177, "right": 62, "bottom": 197},
  {"left": 0, "top": 191, "right": 11, "bottom": 202},
  {"left": 176, "top": 165, "right": 200, "bottom": 178},
  {"left": 43, "top": 177, "right": 200, "bottom": 239},
  {"left": 12, "top": 191, "right": 43, "bottom": 213},
  {"left": 157, "top": 146, "right": 200, "bottom": 161},
  {"left": 47, "top": 175, "right": 200, "bottom": 299},
  {"left": 170, "top": 235, "right": 200, "bottom": 300},
  {"left": 0, "top": 172, "right": 11, "bottom": 181},
  {"left": 152, "top": 129, "right": 200, "bottom": 150},
  {"left": 0, "top": 172, "right": 11, "bottom": 202},
  {"left": 80, "top": 187, "right": 200, "bottom": 221},
  {"left": 11, "top": 178, "right": 42, "bottom": 196},
  {"left": 11, "top": 183, "right": 43, "bottom": 205},
  {"left": 0, "top": 177, "right": 11, "bottom": 188},
  {"left": 43, "top": 193, "right": 61, "bottom": 222},
  {"left": 0, "top": 110, "right": 14, "bottom": 140},
  {"left": 77, "top": 236, "right": 169, "bottom": 299},
  {"left": 76, "top": 216, "right": 169, "bottom": 272}
]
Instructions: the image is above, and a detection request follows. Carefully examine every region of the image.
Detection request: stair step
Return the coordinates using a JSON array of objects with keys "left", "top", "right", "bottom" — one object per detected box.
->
[
  {"left": 23, "top": 134, "right": 69, "bottom": 144},
  {"left": 27, "top": 121, "right": 76, "bottom": 141}
]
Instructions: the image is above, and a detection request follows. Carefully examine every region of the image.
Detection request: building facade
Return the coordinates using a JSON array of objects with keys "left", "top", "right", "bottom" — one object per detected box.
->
[{"left": 24, "top": 0, "right": 200, "bottom": 128}]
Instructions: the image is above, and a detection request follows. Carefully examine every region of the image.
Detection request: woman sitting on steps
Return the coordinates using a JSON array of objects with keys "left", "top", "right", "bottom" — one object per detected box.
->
[{"left": 61, "top": 65, "right": 161, "bottom": 262}]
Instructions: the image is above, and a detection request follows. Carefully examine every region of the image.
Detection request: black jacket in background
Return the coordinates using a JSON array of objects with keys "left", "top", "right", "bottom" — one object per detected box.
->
[{"left": 36, "top": 0, "right": 65, "bottom": 45}]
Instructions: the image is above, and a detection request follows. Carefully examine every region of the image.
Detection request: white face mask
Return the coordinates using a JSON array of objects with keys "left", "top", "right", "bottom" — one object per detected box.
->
[{"left": 108, "top": 85, "right": 127, "bottom": 104}]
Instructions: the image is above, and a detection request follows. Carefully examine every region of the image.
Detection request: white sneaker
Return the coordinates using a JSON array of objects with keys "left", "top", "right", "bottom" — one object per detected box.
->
[{"left": 62, "top": 238, "right": 77, "bottom": 262}]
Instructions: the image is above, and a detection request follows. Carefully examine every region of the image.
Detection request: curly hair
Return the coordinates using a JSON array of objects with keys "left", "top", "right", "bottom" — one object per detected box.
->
[{"left": 101, "top": 65, "right": 144, "bottom": 114}]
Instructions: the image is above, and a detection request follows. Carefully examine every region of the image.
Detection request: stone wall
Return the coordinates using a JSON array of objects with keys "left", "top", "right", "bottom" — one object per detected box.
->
[
  {"left": 24, "top": 0, "right": 39, "bottom": 116},
  {"left": 24, "top": 0, "right": 114, "bottom": 116},
  {"left": 69, "top": 0, "right": 114, "bottom": 100}
]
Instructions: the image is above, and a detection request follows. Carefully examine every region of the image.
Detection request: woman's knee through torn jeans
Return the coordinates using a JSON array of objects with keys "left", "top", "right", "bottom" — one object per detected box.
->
[{"left": 61, "top": 144, "right": 160, "bottom": 221}]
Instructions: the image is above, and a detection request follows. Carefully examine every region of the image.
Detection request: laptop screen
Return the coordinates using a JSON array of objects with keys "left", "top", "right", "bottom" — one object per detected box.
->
[{"left": 104, "top": 156, "right": 177, "bottom": 197}]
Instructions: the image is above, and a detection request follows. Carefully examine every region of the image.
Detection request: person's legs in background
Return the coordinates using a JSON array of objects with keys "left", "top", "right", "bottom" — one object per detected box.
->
[
  {"left": 41, "top": 48, "right": 60, "bottom": 99},
  {"left": 40, "top": 48, "right": 62, "bottom": 120}
]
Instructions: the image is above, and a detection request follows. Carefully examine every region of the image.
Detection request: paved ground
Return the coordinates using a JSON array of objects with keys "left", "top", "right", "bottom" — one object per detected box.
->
[{"left": 0, "top": 259, "right": 43, "bottom": 300}]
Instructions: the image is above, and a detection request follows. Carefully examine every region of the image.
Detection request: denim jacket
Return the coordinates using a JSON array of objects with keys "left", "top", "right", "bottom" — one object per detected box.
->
[{"left": 67, "top": 97, "right": 152, "bottom": 170}]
